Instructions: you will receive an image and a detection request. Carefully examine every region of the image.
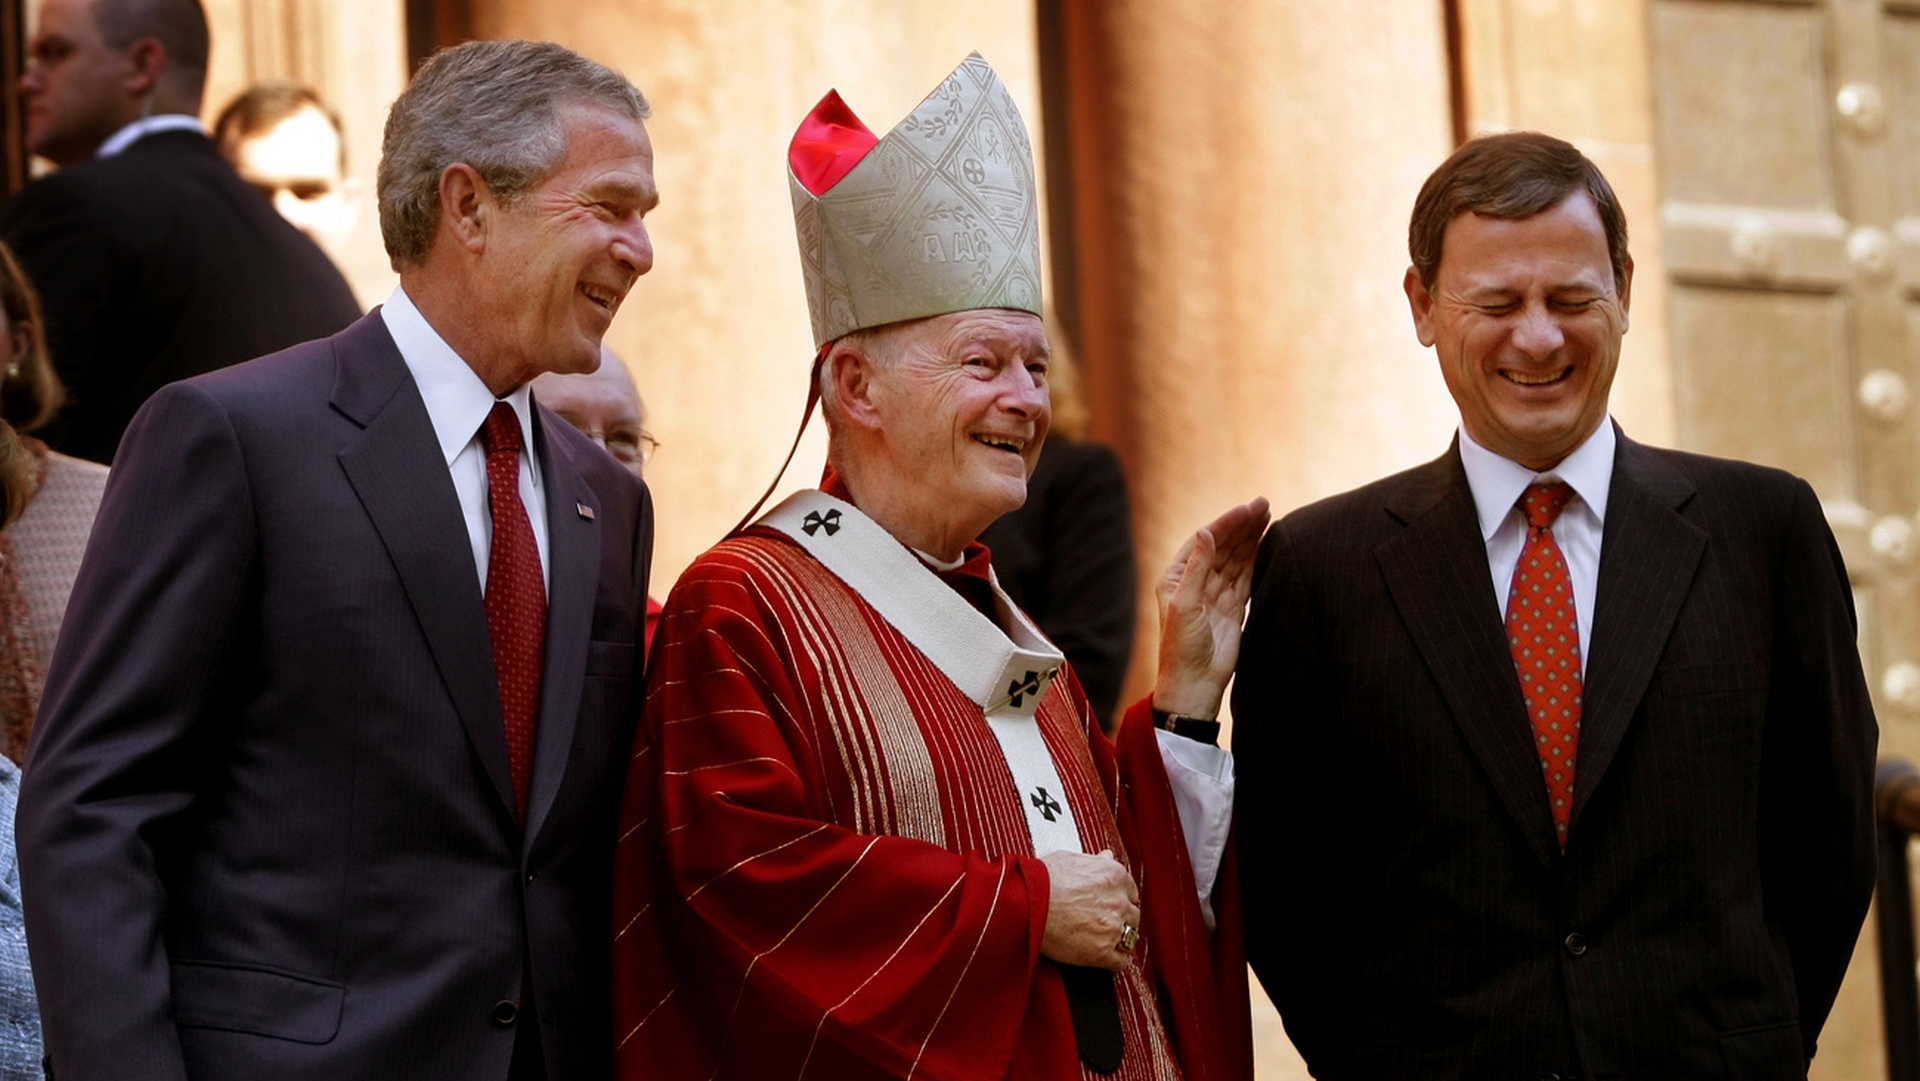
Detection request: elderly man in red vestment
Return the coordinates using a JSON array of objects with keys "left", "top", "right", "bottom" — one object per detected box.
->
[{"left": 611, "top": 54, "right": 1265, "bottom": 1081}]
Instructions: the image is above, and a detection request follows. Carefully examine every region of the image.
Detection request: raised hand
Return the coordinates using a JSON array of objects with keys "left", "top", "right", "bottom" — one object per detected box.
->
[{"left": 1151, "top": 497, "right": 1272, "bottom": 718}]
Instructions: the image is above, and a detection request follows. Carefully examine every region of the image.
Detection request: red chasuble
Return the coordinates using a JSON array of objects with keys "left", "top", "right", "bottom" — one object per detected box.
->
[{"left": 611, "top": 494, "right": 1251, "bottom": 1081}]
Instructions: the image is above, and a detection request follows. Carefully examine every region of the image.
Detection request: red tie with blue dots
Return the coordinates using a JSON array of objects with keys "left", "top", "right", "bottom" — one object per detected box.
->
[
  {"left": 1505, "top": 482, "right": 1582, "bottom": 847},
  {"left": 481, "top": 402, "right": 546, "bottom": 821}
]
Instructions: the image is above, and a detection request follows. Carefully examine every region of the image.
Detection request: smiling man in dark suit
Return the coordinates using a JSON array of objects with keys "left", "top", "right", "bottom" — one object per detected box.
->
[
  {"left": 1, "top": 0, "right": 358, "bottom": 463},
  {"left": 19, "top": 39, "right": 656, "bottom": 1081},
  {"left": 1232, "top": 131, "right": 1877, "bottom": 1079}
]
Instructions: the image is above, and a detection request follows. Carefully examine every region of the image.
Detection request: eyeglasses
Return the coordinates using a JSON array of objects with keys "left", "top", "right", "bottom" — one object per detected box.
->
[{"left": 595, "top": 428, "right": 659, "bottom": 467}]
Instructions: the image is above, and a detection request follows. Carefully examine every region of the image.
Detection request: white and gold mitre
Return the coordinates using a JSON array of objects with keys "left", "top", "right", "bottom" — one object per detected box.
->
[{"left": 787, "top": 52, "right": 1043, "bottom": 349}]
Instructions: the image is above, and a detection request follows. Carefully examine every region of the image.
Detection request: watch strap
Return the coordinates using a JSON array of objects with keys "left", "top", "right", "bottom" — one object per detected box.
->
[{"left": 1151, "top": 708, "right": 1220, "bottom": 746}]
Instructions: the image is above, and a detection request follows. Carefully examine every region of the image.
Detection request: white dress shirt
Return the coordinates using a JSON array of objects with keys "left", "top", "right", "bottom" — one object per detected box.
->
[
  {"left": 380, "top": 287, "right": 550, "bottom": 592},
  {"left": 95, "top": 114, "right": 205, "bottom": 159},
  {"left": 1457, "top": 420, "right": 1615, "bottom": 677}
]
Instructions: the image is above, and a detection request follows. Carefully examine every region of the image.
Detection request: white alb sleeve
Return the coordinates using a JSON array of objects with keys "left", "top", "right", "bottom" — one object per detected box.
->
[{"left": 1154, "top": 728, "right": 1234, "bottom": 930}]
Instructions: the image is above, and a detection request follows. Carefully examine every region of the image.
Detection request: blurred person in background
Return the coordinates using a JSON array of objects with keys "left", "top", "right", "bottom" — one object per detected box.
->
[
  {"left": 532, "top": 345, "right": 664, "bottom": 650},
  {"left": 530, "top": 344, "right": 655, "bottom": 479},
  {"left": 0, "top": 241, "right": 106, "bottom": 765},
  {"left": 0, "top": 428, "right": 28, "bottom": 522},
  {"left": 213, "top": 81, "right": 361, "bottom": 267},
  {"left": 1, "top": 0, "right": 358, "bottom": 463},
  {"left": 981, "top": 325, "right": 1137, "bottom": 731}
]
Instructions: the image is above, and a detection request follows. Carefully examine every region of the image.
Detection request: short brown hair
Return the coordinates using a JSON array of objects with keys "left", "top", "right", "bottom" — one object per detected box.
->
[
  {"left": 0, "top": 242, "right": 63, "bottom": 433},
  {"left": 1408, "top": 131, "right": 1628, "bottom": 292},
  {"left": 213, "top": 81, "right": 345, "bottom": 172}
]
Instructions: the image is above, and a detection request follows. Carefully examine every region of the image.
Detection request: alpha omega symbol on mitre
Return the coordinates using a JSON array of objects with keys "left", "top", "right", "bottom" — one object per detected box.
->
[
  {"left": 1029, "top": 786, "right": 1061, "bottom": 822},
  {"left": 801, "top": 509, "right": 842, "bottom": 536}
]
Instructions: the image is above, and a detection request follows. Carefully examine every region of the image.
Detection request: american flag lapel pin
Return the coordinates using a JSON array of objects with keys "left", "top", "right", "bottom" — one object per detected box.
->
[{"left": 577, "top": 502, "right": 595, "bottom": 520}]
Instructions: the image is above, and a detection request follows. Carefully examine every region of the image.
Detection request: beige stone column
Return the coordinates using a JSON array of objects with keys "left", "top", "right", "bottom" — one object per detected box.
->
[
  {"left": 1055, "top": 1, "right": 1459, "bottom": 713},
  {"left": 462, "top": 0, "right": 1047, "bottom": 592}
]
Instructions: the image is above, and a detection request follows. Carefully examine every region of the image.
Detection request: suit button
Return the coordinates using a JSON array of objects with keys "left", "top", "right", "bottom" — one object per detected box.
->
[
  {"left": 1564, "top": 932, "right": 1587, "bottom": 957},
  {"left": 492, "top": 999, "right": 519, "bottom": 1026}
]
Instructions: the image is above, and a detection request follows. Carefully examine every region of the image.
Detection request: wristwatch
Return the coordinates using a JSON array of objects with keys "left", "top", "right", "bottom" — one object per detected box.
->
[{"left": 1151, "top": 708, "right": 1220, "bottom": 746}]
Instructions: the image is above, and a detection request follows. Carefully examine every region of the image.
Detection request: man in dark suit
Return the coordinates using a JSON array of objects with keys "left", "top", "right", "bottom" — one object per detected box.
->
[
  {"left": 1, "top": 0, "right": 358, "bottom": 463},
  {"left": 1232, "top": 131, "right": 1877, "bottom": 1079},
  {"left": 19, "top": 39, "right": 657, "bottom": 1081}
]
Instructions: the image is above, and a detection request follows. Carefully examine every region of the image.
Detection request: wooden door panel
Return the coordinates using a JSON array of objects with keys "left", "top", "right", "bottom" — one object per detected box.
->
[
  {"left": 1663, "top": 204, "right": 1849, "bottom": 286},
  {"left": 1892, "top": 12, "right": 1920, "bottom": 218},
  {"left": 1652, "top": 0, "right": 1920, "bottom": 803},
  {"left": 1892, "top": 12, "right": 1920, "bottom": 298},
  {"left": 1669, "top": 285, "right": 1858, "bottom": 496},
  {"left": 1652, "top": 1, "right": 1835, "bottom": 210}
]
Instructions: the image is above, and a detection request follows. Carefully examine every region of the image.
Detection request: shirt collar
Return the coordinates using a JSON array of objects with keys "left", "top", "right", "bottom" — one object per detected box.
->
[
  {"left": 1457, "top": 419, "right": 1615, "bottom": 541},
  {"left": 96, "top": 114, "right": 205, "bottom": 159},
  {"left": 821, "top": 471, "right": 994, "bottom": 582},
  {"left": 379, "top": 286, "right": 537, "bottom": 468}
]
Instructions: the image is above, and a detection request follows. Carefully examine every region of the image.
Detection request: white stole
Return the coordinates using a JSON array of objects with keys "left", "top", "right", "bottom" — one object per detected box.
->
[{"left": 758, "top": 490, "right": 1087, "bottom": 857}]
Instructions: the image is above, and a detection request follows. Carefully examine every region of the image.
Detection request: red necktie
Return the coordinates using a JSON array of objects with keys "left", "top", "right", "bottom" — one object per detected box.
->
[
  {"left": 481, "top": 402, "right": 545, "bottom": 819},
  {"left": 1505, "top": 482, "right": 1582, "bottom": 847}
]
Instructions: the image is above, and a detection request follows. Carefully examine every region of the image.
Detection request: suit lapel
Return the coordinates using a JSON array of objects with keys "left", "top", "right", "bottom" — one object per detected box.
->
[
  {"left": 1375, "top": 446, "right": 1561, "bottom": 874},
  {"left": 331, "top": 314, "right": 519, "bottom": 821},
  {"left": 524, "top": 409, "right": 599, "bottom": 848},
  {"left": 1569, "top": 431, "right": 1703, "bottom": 831}
]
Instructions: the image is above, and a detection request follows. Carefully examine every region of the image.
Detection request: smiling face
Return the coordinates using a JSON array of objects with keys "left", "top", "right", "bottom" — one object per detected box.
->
[
  {"left": 1407, "top": 190, "right": 1631, "bottom": 471},
  {"left": 23, "top": 0, "right": 141, "bottom": 166},
  {"left": 858, "top": 309, "right": 1050, "bottom": 557},
  {"left": 472, "top": 100, "right": 656, "bottom": 389}
]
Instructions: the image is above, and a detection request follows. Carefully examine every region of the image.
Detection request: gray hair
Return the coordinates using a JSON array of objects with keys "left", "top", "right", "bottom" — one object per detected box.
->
[
  {"left": 377, "top": 40, "right": 650, "bottom": 268},
  {"left": 817, "top": 324, "right": 905, "bottom": 434}
]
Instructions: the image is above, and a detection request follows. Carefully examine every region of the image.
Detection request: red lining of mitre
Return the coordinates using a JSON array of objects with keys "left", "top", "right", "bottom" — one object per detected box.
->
[{"left": 789, "top": 89, "right": 879, "bottom": 196}]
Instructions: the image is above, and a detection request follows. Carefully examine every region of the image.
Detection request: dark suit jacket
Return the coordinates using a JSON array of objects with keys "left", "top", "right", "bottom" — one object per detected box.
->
[
  {"left": 980, "top": 436, "right": 1137, "bottom": 725},
  {"left": 18, "top": 311, "right": 653, "bottom": 1080},
  {"left": 1232, "top": 430, "right": 1876, "bottom": 1080},
  {"left": 0, "top": 129, "right": 360, "bottom": 464}
]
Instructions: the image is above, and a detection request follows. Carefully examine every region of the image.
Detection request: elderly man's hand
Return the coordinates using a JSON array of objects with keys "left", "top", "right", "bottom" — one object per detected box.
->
[
  {"left": 1151, "top": 497, "right": 1272, "bottom": 719},
  {"left": 1040, "top": 849, "right": 1141, "bottom": 970}
]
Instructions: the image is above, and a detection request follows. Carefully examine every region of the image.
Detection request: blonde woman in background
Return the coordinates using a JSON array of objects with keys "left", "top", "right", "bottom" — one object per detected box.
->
[
  {"left": 0, "top": 241, "right": 106, "bottom": 765},
  {"left": 0, "top": 416, "right": 42, "bottom": 1078}
]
